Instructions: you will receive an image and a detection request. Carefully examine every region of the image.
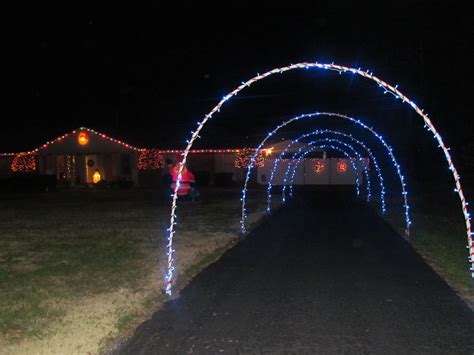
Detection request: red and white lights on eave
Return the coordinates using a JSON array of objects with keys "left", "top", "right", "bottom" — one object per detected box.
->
[{"left": 0, "top": 127, "right": 249, "bottom": 157}]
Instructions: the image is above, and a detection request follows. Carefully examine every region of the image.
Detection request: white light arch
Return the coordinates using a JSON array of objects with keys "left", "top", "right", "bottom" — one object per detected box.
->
[
  {"left": 279, "top": 138, "right": 368, "bottom": 202},
  {"left": 241, "top": 113, "right": 408, "bottom": 235},
  {"left": 286, "top": 133, "right": 383, "bottom": 203},
  {"left": 280, "top": 142, "right": 363, "bottom": 201},
  {"left": 166, "top": 62, "right": 472, "bottom": 295}
]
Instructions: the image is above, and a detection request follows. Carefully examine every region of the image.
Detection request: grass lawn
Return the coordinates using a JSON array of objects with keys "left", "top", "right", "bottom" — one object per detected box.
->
[
  {"left": 0, "top": 187, "right": 271, "bottom": 354},
  {"left": 378, "top": 181, "right": 474, "bottom": 301},
  {"left": 3, "top": 180, "right": 472, "bottom": 353}
]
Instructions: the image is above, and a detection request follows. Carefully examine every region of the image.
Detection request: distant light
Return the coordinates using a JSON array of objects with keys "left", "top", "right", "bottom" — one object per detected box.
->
[
  {"left": 78, "top": 132, "right": 89, "bottom": 145},
  {"left": 314, "top": 160, "right": 325, "bottom": 174},
  {"left": 93, "top": 170, "right": 101, "bottom": 184},
  {"left": 337, "top": 160, "right": 348, "bottom": 173}
]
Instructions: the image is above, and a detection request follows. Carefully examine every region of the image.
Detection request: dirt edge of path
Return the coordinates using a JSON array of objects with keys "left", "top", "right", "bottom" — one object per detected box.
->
[{"left": 101, "top": 209, "right": 277, "bottom": 355}]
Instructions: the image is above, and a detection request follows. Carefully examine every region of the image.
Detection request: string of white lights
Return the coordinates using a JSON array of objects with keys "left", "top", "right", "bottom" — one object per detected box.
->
[
  {"left": 258, "top": 118, "right": 402, "bottom": 234},
  {"left": 281, "top": 138, "right": 370, "bottom": 203},
  {"left": 281, "top": 138, "right": 369, "bottom": 203},
  {"left": 284, "top": 143, "right": 363, "bottom": 202},
  {"left": 278, "top": 143, "right": 361, "bottom": 204},
  {"left": 166, "top": 62, "right": 472, "bottom": 295},
  {"left": 243, "top": 112, "right": 405, "bottom": 236},
  {"left": 286, "top": 133, "right": 383, "bottom": 204},
  {"left": 279, "top": 141, "right": 360, "bottom": 202},
  {"left": 282, "top": 143, "right": 362, "bottom": 199}
]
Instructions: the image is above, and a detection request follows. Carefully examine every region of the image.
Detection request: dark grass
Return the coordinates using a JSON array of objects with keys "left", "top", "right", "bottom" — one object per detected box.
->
[
  {"left": 0, "top": 190, "right": 159, "bottom": 340},
  {"left": 379, "top": 181, "right": 474, "bottom": 296},
  {"left": 0, "top": 187, "right": 267, "bottom": 343}
]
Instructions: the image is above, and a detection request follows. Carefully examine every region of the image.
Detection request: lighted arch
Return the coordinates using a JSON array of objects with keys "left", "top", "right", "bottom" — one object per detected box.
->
[
  {"left": 287, "top": 133, "right": 383, "bottom": 203},
  {"left": 265, "top": 128, "right": 386, "bottom": 213},
  {"left": 278, "top": 140, "right": 361, "bottom": 200},
  {"left": 281, "top": 137, "right": 370, "bottom": 203},
  {"left": 166, "top": 62, "right": 472, "bottom": 295},
  {"left": 285, "top": 143, "right": 362, "bottom": 196},
  {"left": 282, "top": 142, "right": 364, "bottom": 202},
  {"left": 278, "top": 138, "right": 367, "bottom": 202},
  {"left": 241, "top": 112, "right": 406, "bottom": 234}
]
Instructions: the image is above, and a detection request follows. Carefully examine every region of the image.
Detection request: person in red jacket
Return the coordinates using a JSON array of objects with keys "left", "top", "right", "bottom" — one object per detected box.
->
[{"left": 169, "top": 158, "right": 199, "bottom": 201}]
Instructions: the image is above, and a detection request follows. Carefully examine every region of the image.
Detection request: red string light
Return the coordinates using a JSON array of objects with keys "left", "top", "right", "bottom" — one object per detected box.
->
[
  {"left": 0, "top": 127, "right": 245, "bottom": 156},
  {"left": 234, "top": 148, "right": 265, "bottom": 168},
  {"left": 137, "top": 149, "right": 165, "bottom": 170},
  {"left": 11, "top": 153, "right": 36, "bottom": 173},
  {"left": 313, "top": 159, "right": 325, "bottom": 174},
  {"left": 337, "top": 160, "right": 348, "bottom": 173}
]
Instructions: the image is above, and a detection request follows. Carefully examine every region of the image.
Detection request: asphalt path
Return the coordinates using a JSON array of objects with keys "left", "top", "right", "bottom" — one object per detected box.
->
[{"left": 120, "top": 187, "right": 474, "bottom": 354}]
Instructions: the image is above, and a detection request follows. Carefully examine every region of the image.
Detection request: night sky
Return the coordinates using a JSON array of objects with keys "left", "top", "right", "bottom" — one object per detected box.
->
[{"left": 3, "top": 1, "right": 473, "bottom": 161}]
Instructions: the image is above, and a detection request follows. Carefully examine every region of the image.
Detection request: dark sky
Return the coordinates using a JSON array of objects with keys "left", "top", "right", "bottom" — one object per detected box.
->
[{"left": 3, "top": 1, "right": 473, "bottom": 154}]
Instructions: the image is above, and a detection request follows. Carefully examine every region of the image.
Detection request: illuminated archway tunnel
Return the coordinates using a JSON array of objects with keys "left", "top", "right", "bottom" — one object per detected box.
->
[
  {"left": 264, "top": 127, "right": 387, "bottom": 215},
  {"left": 282, "top": 138, "right": 372, "bottom": 202},
  {"left": 241, "top": 112, "right": 409, "bottom": 234},
  {"left": 272, "top": 140, "right": 362, "bottom": 200},
  {"left": 285, "top": 133, "right": 384, "bottom": 207},
  {"left": 277, "top": 142, "right": 363, "bottom": 200},
  {"left": 166, "top": 62, "right": 472, "bottom": 295},
  {"left": 278, "top": 138, "right": 368, "bottom": 202},
  {"left": 259, "top": 130, "right": 392, "bottom": 227},
  {"left": 281, "top": 141, "right": 363, "bottom": 199},
  {"left": 268, "top": 130, "right": 384, "bottom": 209}
]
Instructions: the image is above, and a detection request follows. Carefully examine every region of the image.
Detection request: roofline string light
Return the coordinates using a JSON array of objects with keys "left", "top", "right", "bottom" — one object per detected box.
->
[
  {"left": 0, "top": 126, "right": 245, "bottom": 157},
  {"left": 166, "top": 62, "right": 472, "bottom": 295},
  {"left": 281, "top": 138, "right": 370, "bottom": 203},
  {"left": 0, "top": 127, "right": 145, "bottom": 156},
  {"left": 157, "top": 149, "right": 243, "bottom": 154}
]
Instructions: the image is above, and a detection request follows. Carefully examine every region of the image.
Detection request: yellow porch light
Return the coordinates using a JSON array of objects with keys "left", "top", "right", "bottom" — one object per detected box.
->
[{"left": 93, "top": 170, "right": 101, "bottom": 184}]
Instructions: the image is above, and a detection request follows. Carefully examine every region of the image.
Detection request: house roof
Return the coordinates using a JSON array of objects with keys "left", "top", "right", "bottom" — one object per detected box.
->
[
  {"left": 0, "top": 127, "right": 249, "bottom": 156},
  {"left": 0, "top": 127, "right": 143, "bottom": 156}
]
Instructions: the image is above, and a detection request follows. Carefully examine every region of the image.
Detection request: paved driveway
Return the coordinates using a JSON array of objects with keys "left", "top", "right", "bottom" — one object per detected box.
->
[{"left": 120, "top": 188, "right": 474, "bottom": 354}]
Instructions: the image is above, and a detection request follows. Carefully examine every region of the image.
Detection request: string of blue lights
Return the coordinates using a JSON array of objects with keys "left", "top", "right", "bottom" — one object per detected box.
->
[
  {"left": 166, "top": 62, "right": 472, "bottom": 295},
  {"left": 287, "top": 132, "right": 385, "bottom": 209},
  {"left": 239, "top": 113, "right": 406, "bottom": 233},
  {"left": 281, "top": 138, "right": 369, "bottom": 204}
]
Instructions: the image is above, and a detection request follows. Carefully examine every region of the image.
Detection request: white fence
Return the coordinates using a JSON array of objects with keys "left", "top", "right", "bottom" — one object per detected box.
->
[{"left": 257, "top": 158, "right": 368, "bottom": 185}]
